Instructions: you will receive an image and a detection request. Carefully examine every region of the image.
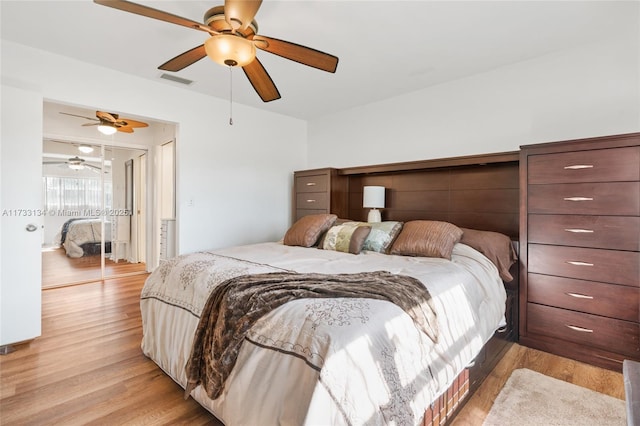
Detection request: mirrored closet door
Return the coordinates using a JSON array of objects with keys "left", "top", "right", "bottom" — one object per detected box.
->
[{"left": 41, "top": 141, "right": 147, "bottom": 288}]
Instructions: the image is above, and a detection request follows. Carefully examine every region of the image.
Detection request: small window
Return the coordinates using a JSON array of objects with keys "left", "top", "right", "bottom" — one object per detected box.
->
[{"left": 42, "top": 176, "right": 112, "bottom": 213}]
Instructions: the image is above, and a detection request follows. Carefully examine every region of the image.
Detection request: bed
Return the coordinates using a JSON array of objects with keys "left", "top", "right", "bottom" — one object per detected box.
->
[
  {"left": 140, "top": 153, "right": 520, "bottom": 425},
  {"left": 58, "top": 218, "right": 111, "bottom": 258}
]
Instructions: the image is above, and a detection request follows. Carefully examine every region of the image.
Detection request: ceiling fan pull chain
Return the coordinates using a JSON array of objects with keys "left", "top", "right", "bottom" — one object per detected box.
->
[{"left": 229, "top": 66, "right": 233, "bottom": 125}]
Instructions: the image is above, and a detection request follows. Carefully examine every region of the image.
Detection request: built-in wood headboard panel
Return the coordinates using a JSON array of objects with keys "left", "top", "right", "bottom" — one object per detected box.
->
[{"left": 339, "top": 152, "right": 520, "bottom": 238}]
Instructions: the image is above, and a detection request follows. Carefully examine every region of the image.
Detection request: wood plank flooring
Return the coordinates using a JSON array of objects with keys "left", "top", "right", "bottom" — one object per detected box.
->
[
  {"left": 0, "top": 274, "right": 624, "bottom": 425},
  {"left": 451, "top": 343, "right": 625, "bottom": 425},
  {"left": 42, "top": 247, "right": 147, "bottom": 289}
]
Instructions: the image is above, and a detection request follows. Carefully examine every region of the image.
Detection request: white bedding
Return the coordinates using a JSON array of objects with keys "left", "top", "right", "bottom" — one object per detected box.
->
[
  {"left": 140, "top": 241, "right": 506, "bottom": 425},
  {"left": 60, "top": 218, "right": 111, "bottom": 258}
]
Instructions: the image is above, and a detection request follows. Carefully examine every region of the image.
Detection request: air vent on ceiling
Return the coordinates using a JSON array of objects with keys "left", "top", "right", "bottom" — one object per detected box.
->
[{"left": 160, "top": 73, "right": 194, "bottom": 86}]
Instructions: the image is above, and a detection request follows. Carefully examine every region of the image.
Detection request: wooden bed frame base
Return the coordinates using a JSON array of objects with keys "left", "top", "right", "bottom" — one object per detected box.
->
[
  {"left": 423, "top": 368, "right": 470, "bottom": 425},
  {"left": 422, "top": 338, "right": 515, "bottom": 425}
]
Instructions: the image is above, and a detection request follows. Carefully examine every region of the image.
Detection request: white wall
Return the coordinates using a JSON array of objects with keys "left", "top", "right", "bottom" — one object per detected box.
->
[
  {"left": 1, "top": 40, "right": 308, "bottom": 255},
  {"left": 307, "top": 34, "right": 640, "bottom": 168},
  {"left": 0, "top": 40, "right": 306, "bottom": 345}
]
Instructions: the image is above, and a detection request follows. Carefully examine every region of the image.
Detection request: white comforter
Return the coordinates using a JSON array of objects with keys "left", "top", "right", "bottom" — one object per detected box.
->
[
  {"left": 140, "top": 242, "right": 506, "bottom": 425},
  {"left": 61, "top": 218, "right": 110, "bottom": 258}
]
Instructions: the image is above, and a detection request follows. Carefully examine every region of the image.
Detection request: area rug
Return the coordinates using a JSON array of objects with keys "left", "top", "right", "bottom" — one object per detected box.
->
[{"left": 483, "top": 368, "right": 626, "bottom": 425}]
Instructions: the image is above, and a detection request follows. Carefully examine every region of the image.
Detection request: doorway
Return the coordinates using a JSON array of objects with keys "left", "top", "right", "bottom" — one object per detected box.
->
[{"left": 41, "top": 101, "right": 177, "bottom": 289}]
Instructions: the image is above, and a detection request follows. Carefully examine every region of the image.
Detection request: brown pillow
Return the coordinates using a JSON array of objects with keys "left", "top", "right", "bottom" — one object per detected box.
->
[
  {"left": 460, "top": 228, "right": 518, "bottom": 282},
  {"left": 390, "top": 220, "right": 463, "bottom": 260},
  {"left": 318, "top": 223, "right": 372, "bottom": 254},
  {"left": 283, "top": 214, "right": 337, "bottom": 247}
]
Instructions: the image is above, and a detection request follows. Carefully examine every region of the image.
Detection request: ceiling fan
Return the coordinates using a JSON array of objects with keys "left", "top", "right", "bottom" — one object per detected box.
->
[
  {"left": 43, "top": 156, "right": 103, "bottom": 172},
  {"left": 60, "top": 111, "right": 149, "bottom": 134},
  {"left": 93, "top": 0, "right": 339, "bottom": 102}
]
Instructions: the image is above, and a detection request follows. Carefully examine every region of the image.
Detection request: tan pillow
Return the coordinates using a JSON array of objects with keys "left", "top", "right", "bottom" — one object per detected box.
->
[
  {"left": 390, "top": 220, "right": 463, "bottom": 260},
  {"left": 460, "top": 228, "right": 518, "bottom": 282},
  {"left": 283, "top": 214, "right": 337, "bottom": 247},
  {"left": 318, "top": 223, "right": 372, "bottom": 254}
]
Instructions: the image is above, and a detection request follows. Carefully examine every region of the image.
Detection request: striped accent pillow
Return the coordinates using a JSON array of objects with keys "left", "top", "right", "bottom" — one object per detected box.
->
[
  {"left": 343, "top": 221, "right": 404, "bottom": 254},
  {"left": 319, "top": 223, "right": 372, "bottom": 254}
]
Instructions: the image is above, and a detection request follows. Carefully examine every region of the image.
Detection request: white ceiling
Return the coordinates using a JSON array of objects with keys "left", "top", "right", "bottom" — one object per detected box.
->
[
  {"left": 1, "top": 1, "right": 637, "bottom": 121},
  {"left": 42, "top": 101, "right": 172, "bottom": 148}
]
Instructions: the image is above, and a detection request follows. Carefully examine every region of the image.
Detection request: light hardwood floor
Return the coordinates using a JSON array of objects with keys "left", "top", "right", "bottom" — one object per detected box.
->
[
  {"left": 0, "top": 274, "right": 624, "bottom": 425},
  {"left": 42, "top": 247, "right": 147, "bottom": 289}
]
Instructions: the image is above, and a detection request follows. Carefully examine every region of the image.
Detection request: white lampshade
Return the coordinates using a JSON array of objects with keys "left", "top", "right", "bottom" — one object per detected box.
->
[
  {"left": 363, "top": 186, "right": 385, "bottom": 208},
  {"left": 204, "top": 34, "right": 256, "bottom": 67},
  {"left": 98, "top": 124, "right": 117, "bottom": 135},
  {"left": 363, "top": 186, "right": 385, "bottom": 223}
]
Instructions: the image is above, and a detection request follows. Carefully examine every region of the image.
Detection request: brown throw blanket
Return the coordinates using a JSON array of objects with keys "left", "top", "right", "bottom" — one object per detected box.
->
[{"left": 184, "top": 271, "right": 438, "bottom": 400}]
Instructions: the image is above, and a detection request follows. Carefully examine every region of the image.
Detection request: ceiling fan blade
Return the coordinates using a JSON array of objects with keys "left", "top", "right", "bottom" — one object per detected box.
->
[
  {"left": 82, "top": 123, "right": 100, "bottom": 127},
  {"left": 159, "top": 45, "right": 207, "bottom": 72},
  {"left": 43, "top": 161, "right": 66, "bottom": 165},
  {"left": 59, "top": 112, "right": 98, "bottom": 121},
  {"left": 253, "top": 36, "right": 338, "bottom": 73},
  {"left": 118, "top": 118, "right": 148, "bottom": 128},
  {"left": 116, "top": 126, "right": 134, "bottom": 133},
  {"left": 96, "top": 111, "right": 118, "bottom": 122},
  {"left": 242, "top": 58, "right": 281, "bottom": 102},
  {"left": 84, "top": 164, "right": 102, "bottom": 172},
  {"left": 93, "top": 0, "right": 214, "bottom": 34},
  {"left": 224, "top": 0, "right": 262, "bottom": 31}
]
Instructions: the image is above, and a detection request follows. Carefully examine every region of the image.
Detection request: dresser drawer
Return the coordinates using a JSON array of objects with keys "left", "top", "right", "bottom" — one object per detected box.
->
[
  {"left": 296, "top": 192, "right": 328, "bottom": 210},
  {"left": 527, "top": 303, "right": 640, "bottom": 358},
  {"left": 528, "top": 146, "right": 640, "bottom": 184},
  {"left": 296, "top": 174, "right": 329, "bottom": 193},
  {"left": 295, "top": 209, "right": 330, "bottom": 221},
  {"left": 528, "top": 244, "right": 639, "bottom": 287},
  {"left": 528, "top": 214, "right": 640, "bottom": 251},
  {"left": 528, "top": 182, "right": 640, "bottom": 215},
  {"left": 528, "top": 273, "right": 639, "bottom": 322}
]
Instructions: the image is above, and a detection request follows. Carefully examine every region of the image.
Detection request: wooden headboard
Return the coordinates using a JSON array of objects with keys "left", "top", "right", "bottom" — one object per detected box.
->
[{"left": 337, "top": 151, "right": 520, "bottom": 239}]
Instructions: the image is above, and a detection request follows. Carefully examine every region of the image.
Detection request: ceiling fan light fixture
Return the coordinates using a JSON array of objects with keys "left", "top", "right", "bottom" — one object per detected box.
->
[
  {"left": 97, "top": 124, "right": 117, "bottom": 135},
  {"left": 204, "top": 34, "right": 256, "bottom": 67},
  {"left": 68, "top": 163, "right": 84, "bottom": 170},
  {"left": 78, "top": 145, "right": 94, "bottom": 153}
]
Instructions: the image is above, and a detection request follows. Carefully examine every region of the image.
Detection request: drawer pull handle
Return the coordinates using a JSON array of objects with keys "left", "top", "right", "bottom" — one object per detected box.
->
[
  {"left": 566, "top": 325, "right": 593, "bottom": 333},
  {"left": 563, "top": 197, "right": 594, "bottom": 202},
  {"left": 564, "top": 228, "right": 594, "bottom": 233},
  {"left": 564, "top": 164, "right": 594, "bottom": 170},
  {"left": 566, "top": 261, "right": 594, "bottom": 267},
  {"left": 566, "top": 292, "right": 594, "bottom": 300},
  {"left": 306, "top": 182, "right": 317, "bottom": 186},
  {"left": 306, "top": 199, "right": 316, "bottom": 203}
]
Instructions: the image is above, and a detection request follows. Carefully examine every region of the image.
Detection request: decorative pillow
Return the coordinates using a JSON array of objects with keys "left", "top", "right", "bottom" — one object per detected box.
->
[
  {"left": 460, "top": 228, "right": 518, "bottom": 282},
  {"left": 318, "top": 223, "right": 372, "bottom": 254},
  {"left": 390, "top": 220, "right": 463, "bottom": 260},
  {"left": 343, "top": 221, "right": 404, "bottom": 253},
  {"left": 283, "top": 214, "right": 337, "bottom": 247}
]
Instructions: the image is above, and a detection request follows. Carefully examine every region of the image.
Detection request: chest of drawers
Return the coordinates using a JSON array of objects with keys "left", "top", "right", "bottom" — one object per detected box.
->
[
  {"left": 293, "top": 168, "right": 348, "bottom": 221},
  {"left": 519, "top": 133, "right": 640, "bottom": 371}
]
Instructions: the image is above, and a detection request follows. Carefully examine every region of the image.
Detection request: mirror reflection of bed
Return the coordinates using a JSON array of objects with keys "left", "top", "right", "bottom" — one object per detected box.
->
[{"left": 41, "top": 140, "right": 147, "bottom": 288}]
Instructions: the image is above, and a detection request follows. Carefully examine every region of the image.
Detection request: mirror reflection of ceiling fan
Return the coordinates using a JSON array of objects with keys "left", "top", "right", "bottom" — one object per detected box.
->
[
  {"left": 60, "top": 110, "right": 149, "bottom": 135},
  {"left": 43, "top": 156, "right": 106, "bottom": 173},
  {"left": 93, "top": 0, "right": 339, "bottom": 102}
]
